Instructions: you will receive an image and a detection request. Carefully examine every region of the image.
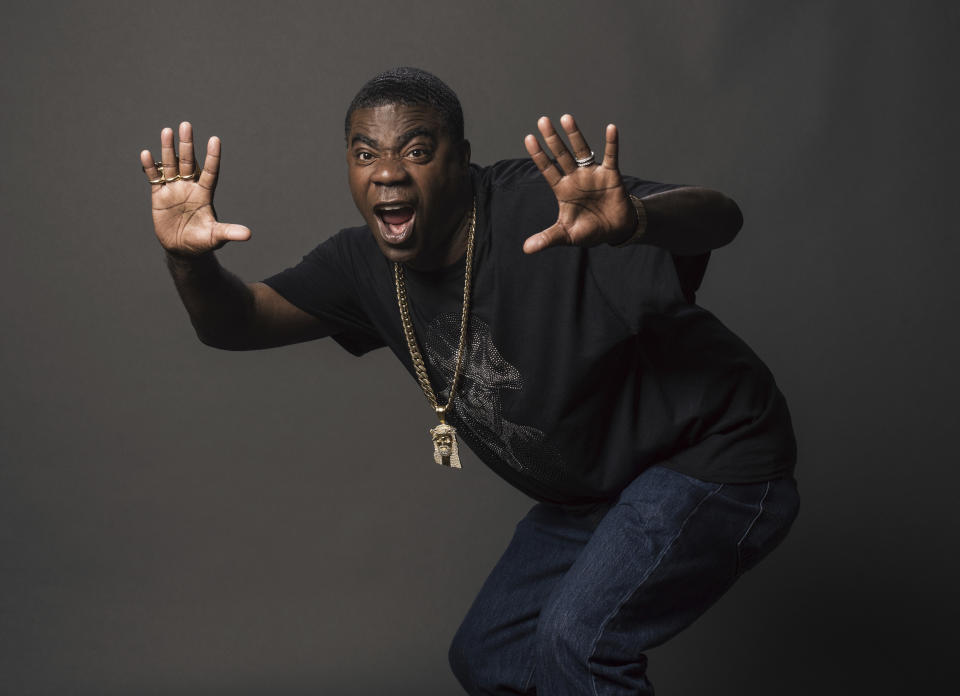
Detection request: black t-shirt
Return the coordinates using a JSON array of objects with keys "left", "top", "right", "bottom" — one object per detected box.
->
[{"left": 263, "top": 159, "right": 796, "bottom": 504}]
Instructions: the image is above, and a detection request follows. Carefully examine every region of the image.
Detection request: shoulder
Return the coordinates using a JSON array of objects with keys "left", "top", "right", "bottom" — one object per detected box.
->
[
  {"left": 329, "top": 224, "right": 377, "bottom": 251},
  {"left": 470, "top": 160, "right": 557, "bottom": 244},
  {"left": 472, "top": 158, "right": 549, "bottom": 193},
  {"left": 303, "top": 224, "right": 379, "bottom": 265},
  {"left": 471, "top": 159, "right": 556, "bottom": 226}
]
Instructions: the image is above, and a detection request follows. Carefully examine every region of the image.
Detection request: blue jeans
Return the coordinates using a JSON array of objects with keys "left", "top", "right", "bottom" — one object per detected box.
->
[{"left": 448, "top": 465, "right": 800, "bottom": 695}]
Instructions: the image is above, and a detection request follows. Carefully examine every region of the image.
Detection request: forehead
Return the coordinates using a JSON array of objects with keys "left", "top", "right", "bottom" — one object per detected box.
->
[{"left": 347, "top": 103, "right": 447, "bottom": 144}]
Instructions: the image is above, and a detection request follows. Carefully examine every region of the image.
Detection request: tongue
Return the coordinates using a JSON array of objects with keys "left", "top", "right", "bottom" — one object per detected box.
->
[{"left": 381, "top": 208, "right": 414, "bottom": 225}]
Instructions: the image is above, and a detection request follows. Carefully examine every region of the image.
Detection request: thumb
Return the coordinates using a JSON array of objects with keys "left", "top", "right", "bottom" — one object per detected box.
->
[
  {"left": 523, "top": 224, "right": 568, "bottom": 254},
  {"left": 212, "top": 222, "right": 252, "bottom": 244}
]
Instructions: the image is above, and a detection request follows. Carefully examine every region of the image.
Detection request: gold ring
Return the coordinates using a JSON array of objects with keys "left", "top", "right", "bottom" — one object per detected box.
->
[
  {"left": 164, "top": 173, "right": 181, "bottom": 183},
  {"left": 148, "top": 175, "right": 165, "bottom": 185},
  {"left": 179, "top": 171, "right": 196, "bottom": 180}
]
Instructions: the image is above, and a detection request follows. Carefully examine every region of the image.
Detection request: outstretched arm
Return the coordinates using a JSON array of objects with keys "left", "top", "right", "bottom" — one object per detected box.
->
[
  {"left": 521, "top": 115, "right": 742, "bottom": 256},
  {"left": 140, "top": 122, "right": 328, "bottom": 350}
]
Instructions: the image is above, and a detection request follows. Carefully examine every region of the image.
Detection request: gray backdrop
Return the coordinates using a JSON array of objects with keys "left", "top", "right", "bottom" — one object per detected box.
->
[{"left": 2, "top": 1, "right": 956, "bottom": 694}]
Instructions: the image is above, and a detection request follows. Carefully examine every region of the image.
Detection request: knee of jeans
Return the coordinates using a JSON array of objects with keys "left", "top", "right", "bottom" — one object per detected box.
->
[
  {"left": 448, "top": 623, "right": 475, "bottom": 691},
  {"left": 448, "top": 617, "right": 496, "bottom": 693},
  {"left": 736, "top": 479, "right": 801, "bottom": 576},
  {"left": 534, "top": 597, "right": 593, "bottom": 676}
]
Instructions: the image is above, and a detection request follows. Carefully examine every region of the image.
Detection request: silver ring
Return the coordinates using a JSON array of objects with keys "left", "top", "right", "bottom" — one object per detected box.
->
[{"left": 575, "top": 151, "right": 595, "bottom": 167}]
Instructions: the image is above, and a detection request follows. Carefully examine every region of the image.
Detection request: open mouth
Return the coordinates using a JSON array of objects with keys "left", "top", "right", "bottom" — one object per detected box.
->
[{"left": 375, "top": 204, "right": 416, "bottom": 245}]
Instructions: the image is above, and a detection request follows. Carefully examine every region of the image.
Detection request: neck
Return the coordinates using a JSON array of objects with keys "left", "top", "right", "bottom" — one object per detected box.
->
[{"left": 405, "top": 187, "right": 474, "bottom": 272}]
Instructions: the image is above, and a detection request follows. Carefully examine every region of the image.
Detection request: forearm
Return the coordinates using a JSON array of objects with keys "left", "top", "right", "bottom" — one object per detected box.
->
[
  {"left": 627, "top": 187, "right": 743, "bottom": 255},
  {"left": 165, "top": 251, "right": 257, "bottom": 349}
]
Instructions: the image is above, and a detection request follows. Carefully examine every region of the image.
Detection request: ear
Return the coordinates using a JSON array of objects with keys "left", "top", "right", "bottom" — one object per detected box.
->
[{"left": 458, "top": 139, "right": 471, "bottom": 168}]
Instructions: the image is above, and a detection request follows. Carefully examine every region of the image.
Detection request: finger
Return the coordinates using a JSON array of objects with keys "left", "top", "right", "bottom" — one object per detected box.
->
[
  {"left": 160, "top": 127, "right": 179, "bottom": 180},
  {"left": 560, "top": 114, "right": 594, "bottom": 163},
  {"left": 197, "top": 136, "right": 221, "bottom": 191},
  {"left": 178, "top": 121, "right": 198, "bottom": 178},
  {"left": 537, "top": 116, "right": 577, "bottom": 174},
  {"left": 601, "top": 123, "right": 619, "bottom": 171},
  {"left": 524, "top": 134, "right": 562, "bottom": 188},
  {"left": 211, "top": 221, "right": 252, "bottom": 245},
  {"left": 140, "top": 149, "right": 162, "bottom": 184},
  {"left": 522, "top": 223, "right": 569, "bottom": 254}
]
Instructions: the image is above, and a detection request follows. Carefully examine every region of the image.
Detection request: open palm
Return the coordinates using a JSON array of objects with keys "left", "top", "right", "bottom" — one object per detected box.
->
[
  {"left": 140, "top": 122, "right": 250, "bottom": 256},
  {"left": 522, "top": 115, "right": 637, "bottom": 253}
]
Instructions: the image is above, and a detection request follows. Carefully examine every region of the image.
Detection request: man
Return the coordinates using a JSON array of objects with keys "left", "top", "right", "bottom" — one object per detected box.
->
[{"left": 140, "top": 67, "right": 798, "bottom": 695}]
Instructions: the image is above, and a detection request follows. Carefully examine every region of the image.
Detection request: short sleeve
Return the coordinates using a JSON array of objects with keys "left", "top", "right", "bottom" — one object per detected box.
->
[
  {"left": 623, "top": 175, "right": 678, "bottom": 200},
  {"left": 623, "top": 175, "right": 711, "bottom": 304},
  {"left": 262, "top": 231, "right": 385, "bottom": 356}
]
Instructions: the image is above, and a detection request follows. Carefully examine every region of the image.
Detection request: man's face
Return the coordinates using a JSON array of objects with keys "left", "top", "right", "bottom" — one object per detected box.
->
[
  {"left": 346, "top": 103, "right": 471, "bottom": 269},
  {"left": 433, "top": 430, "right": 453, "bottom": 456}
]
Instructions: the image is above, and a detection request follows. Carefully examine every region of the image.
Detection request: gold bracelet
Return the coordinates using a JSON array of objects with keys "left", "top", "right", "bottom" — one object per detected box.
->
[{"left": 613, "top": 195, "right": 648, "bottom": 247}]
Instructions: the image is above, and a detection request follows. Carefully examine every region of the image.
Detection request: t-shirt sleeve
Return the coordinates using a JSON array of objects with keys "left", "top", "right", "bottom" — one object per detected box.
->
[
  {"left": 623, "top": 175, "right": 710, "bottom": 304},
  {"left": 261, "top": 232, "right": 386, "bottom": 356},
  {"left": 623, "top": 175, "right": 679, "bottom": 200}
]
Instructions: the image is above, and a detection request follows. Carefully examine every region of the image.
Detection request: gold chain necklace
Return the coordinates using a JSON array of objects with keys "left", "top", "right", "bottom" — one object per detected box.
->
[{"left": 393, "top": 202, "right": 476, "bottom": 468}]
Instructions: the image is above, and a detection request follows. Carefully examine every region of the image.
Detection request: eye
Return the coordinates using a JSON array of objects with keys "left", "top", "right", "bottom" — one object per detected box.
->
[
  {"left": 406, "top": 147, "right": 432, "bottom": 161},
  {"left": 355, "top": 150, "right": 375, "bottom": 163}
]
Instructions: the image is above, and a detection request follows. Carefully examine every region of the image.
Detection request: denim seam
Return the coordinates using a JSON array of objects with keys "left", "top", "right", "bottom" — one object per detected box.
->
[
  {"left": 735, "top": 480, "right": 771, "bottom": 577},
  {"left": 521, "top": 660, "right": 536, "bottom": 693},
  {"left": 586, "top": 483, "right": 724, "bottom": 696}
]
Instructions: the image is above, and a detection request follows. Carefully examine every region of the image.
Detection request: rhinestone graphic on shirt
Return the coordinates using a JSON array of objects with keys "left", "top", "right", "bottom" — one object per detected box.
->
[{"left": 423, "top": 314, "right": 564, "bottom": 482}]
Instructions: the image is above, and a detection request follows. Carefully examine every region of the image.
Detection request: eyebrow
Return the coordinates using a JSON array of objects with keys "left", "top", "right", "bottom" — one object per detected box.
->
[
  {"left": 349, "top": 126, "right": 438, "bottom": 150},
  {"left": 398, "top": 127, "right": 437, "bottom": 147},
  {"left": 350, "top": 133, "right": 379, "bottom": 148}
]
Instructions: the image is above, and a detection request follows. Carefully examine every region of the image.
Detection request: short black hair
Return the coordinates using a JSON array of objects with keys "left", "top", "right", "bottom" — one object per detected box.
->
[{"left": 344, "top": 67, "right": 464, "bottom": 142}]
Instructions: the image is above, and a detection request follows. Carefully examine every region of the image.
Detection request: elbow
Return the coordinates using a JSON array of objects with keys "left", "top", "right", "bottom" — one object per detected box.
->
[
  {"left": 194, "top": 326, "right": 255, "bottom": 351},
  {"left": 685, "top": 188, "right": 742, "bottom": 252},
  {"left": 720, "top": 196, "right": 743, "bottom": 248},
  {"left": 196, "top": 332, "right": 237, "bottom": 350}
]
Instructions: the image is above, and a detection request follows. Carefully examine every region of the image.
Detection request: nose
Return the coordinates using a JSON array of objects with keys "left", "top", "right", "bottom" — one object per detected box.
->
[{"left": 371, "top": 155, "right": 410, "bottom": 186}]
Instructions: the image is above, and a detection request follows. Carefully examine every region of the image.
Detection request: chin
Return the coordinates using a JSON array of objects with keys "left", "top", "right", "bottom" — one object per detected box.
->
[{"left": 372, "top": 235, "right": 420, "bottom": 265}]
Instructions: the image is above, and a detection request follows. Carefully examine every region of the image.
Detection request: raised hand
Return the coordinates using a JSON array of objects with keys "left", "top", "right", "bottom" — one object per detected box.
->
[
  {"left": 140, "top": 122, "right": 251, "bottom": 256},
  {"left": 522, "top": 115, "right": 638, "bottom": 254}
]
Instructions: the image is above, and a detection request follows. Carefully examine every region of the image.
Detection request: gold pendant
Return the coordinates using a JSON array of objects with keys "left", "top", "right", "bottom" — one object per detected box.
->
[{"left": 430, "top": 422, "right": 461, "bottom": 469}]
